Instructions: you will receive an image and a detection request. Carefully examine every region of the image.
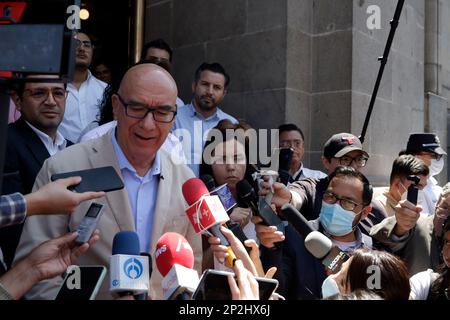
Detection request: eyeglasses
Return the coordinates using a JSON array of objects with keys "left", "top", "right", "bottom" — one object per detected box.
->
[
  {"left": 23, "top": 88, "right": 68, "bottom": 102},
  {"left": 335, "top": 155, "right": 368, "bottom": 167},
  {"left": 323, "top": 191, "right": 363, "bottom": 211},
  {"left": 75, "top": 39, "right": 93, "bottom": 49},
  {"left": 116, "top": 94, "right": 177, "bottom": 123},
  {"left": 280, "top": 140, "right": 303, "bottom": 148}
]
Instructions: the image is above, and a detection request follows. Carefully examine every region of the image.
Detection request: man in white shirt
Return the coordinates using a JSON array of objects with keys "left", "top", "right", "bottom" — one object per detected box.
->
[
  {"left": 278, "top": 123, "right": 327, "bottom": 182},
  {"left": 2, "top": 75, "right": 71, "bottom": 269},
  {"left": 59, "top": 32, "right": 107, "bottom": 143}
]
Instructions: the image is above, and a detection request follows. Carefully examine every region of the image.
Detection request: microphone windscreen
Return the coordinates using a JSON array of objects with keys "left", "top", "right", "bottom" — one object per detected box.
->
[
  {"left": 200, "top": 174, "right": 216, "bottom": 192},
  {"left": 236, "top": 179, "right": 255, "bottom": 201},
  {"left": 112, "top": 231, "right": 140, "bottom": 255},
  {"left": 182, "top": 178, "right": 210, "bottom": 206},
  {"left": 304, "top": 231, "right": 333, "bottom": 259},
  {"left": 155, "top": 232, "right": 195, "bottom": 277}
]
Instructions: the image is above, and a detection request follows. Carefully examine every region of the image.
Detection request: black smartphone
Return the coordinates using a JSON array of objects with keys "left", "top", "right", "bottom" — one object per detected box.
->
[
  {"left": 192, "top": 269, "right": 279, "bottom": 300},
  {"left": 51, "top": 166, "right": 124, "bottom": 193},
  {"left": 406, "top": 175, "right": 420, "bottom": 205},
  {"left": 55, "top": 265, "right": 107, "bottom": 300}
]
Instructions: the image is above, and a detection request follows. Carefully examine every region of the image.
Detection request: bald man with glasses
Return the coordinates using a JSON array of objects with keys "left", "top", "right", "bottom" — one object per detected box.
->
[{"left": 13, "top": 64, "right": 202, "bottom": 300}]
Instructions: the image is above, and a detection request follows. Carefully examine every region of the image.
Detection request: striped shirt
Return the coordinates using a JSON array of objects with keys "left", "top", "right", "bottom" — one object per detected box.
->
[{"left": 0, "top": 193, "right": 27, "bottom": 228}]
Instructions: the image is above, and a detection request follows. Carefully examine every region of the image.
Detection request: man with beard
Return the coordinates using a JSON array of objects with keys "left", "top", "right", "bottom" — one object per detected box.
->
[
  {"left": 173, "top": 62, "right": 237, "bottom": 176},
  {"left": 59, "top": 32, "right": 107, "bottom": 143}
]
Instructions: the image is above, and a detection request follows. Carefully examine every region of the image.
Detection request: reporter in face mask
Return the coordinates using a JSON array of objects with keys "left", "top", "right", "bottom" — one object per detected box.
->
[
  {"left": 401, "top": 133, "right": 447, "bottom": 215},
  {"left": 371, "top": 183, "right": 450, "bottom": 275},
  {"left": 321, "top": 248, "right": 410, "bottom": 300},
  {"left": 372, "top": 155, "right": 429, "bottom": 217},
  {"left": 255, "top": 166, "right": 375, "bottom": 299}
]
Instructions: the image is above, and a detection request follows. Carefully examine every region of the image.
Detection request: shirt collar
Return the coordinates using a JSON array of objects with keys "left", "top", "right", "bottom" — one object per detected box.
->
[
  {"left": 292, "top": 163, "right": 304, "bottom": 180},
  {"left": 110, "top": 129, "right": 161, "bottom": 180},
  {"left": 188, "top": 102, "right": 220, "bottom": 121},
  {"left": 25, "top": 121, "right": 66, "bottom": 149}
]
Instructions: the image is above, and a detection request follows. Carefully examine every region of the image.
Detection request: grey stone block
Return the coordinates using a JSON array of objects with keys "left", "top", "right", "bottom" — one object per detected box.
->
[
  {"left": 173, "top": 0, "right": 246, "bottom": 47},
  {"left": 145, "top": 2, "right": 172, "bottom": 44},
  {"left": 313, "top": 0, "right": 353, "bottom": 34},
  {"left": 287, "top": 28, "right": 311, "bottom": 93},
  {"left": 247, "top": 0, "right": 287, "bottom": 33},
  {"left": 287, "top": 0, "right": 312, "bottom": 34},
  {"left": 222, "top": 89, "right": 286, "bottom": 130},
  {"left": 310, "top": 91, "right": 352, "bottom": 151},
  {"left": 172, "top": 44, "right": 207, "bottom": 102},
  {"left": 285, "top": 89, "right": 311, "bottom": 146},
  {"left": 352, "top": 30, "right": 392, "bottom": 101},
  {"left": 312, "top": 31, "right": 352, "bottom": 92},
  {"left": 206, "top": 28, "right": 287, "bottom": 92},
  {"left": 391, "top": 52, "right": 424, "bottom": 111}
]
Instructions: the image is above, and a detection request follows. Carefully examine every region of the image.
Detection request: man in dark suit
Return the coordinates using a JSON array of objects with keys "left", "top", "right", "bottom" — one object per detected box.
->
[{"left": 1, "top": 75, "right": 70, "bottom": 269}]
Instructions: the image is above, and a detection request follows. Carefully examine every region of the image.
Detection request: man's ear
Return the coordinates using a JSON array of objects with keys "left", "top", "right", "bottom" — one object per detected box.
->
[
  {"left": 321, "top": 156, "right": 330, "bottom": 172},
  {"left": 111, "top": 94, "right": 120, "bottom": 119},
  {"left": 11, "top": 92, "right": 22, "bottom": 112},
  {"left": 361, "top": 205, "right": 372, "bottom": 220},
  {"left": 191, "top": 80, "right": 197, "bottom": 93}
]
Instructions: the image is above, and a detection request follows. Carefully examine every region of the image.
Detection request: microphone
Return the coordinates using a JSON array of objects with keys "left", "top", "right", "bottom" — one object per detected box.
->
[
  {"left": 279, "top": 204, "right": 349, "bottom": 273},
  {"left": 182, "top": 178, "right": 237, "bottom": 268},
  {"left": 236, "top": 179, "right": 285, "bottom": 233},
  {"left": 304, "top": 231, "right": 350, "bottom": 274},
  {"left": 200, "top": 174, "right": 237, "bottom": 213},
  {"left": 200, "top": 175, "right": 249, "bottom": 246},
  {"left": 280, "top": 203, "right": 315, "bottom": 239},
  {"left": 109, "top": 231, "right": 150, "bottom": 297},
  {"left": 155, "top": 232, "right": 200, "bottom": 300},
  {"left": 278, "top": 148, "right": 294, "bottom": 185}
]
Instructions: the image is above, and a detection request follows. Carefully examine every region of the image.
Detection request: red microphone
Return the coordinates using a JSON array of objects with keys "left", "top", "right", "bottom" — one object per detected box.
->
[
  {"left": 182, "top": 178, "right": 237, "bottom": 268},
  {"left": 155, "top": 232, "right": 199, "bottom": 300}
]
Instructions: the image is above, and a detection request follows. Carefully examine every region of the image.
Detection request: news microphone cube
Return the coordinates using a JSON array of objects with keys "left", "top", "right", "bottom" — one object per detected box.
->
[
  {"left": 109, "top": 254, "right": 150, "bottom": 294},
  {"left": 162, "top": 264, "right": 200, "bottom": 300},
  {"left": 185, "top": 195, "right": 229, "bottom": 233}
]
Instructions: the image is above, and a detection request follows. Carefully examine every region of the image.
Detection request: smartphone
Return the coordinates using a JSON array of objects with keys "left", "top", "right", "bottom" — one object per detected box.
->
[
  {"left": 51, "top": 166, "right": 124, "bottom": 193},
  {"left": 406, "top": 175, "right": 420, "bottom": 205},
  {"left": 192, "top": 269, "right": 279, "bottom": 300},
  {"left": 55, "top": 265, "right": 107, "bottom": 300},
  {"left": 75, "top": 202, "right": 104, "bottom": 245}
]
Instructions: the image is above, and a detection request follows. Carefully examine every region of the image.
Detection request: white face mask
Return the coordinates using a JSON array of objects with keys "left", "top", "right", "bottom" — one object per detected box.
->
[
  {"left": 429, "top": 158, "right": 444, "bottom": 177},
  {"left": 321, "top": 275, "right": 341, "bottom": 299}
]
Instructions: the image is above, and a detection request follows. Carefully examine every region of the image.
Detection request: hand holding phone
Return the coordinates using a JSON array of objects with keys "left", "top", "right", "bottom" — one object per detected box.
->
[
  {"left": 406, "top": 175, "right": 420, "bottom": 205},
  {"left": 75, "top": 202, "right": 104, "bottom": 245},
  {"left": 51, "top": 166, "right": 124, "bottom": 193},
  {"left": 55, "top": 265, "right": 107, "bottom": 300}
]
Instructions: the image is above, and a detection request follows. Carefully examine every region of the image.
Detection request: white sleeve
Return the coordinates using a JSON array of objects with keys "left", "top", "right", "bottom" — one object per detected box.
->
[{"left": 409, "top": 269, "right": 435, "bottom": 300}]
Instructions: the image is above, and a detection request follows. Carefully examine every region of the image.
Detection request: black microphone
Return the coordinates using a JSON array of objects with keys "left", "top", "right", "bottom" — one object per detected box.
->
[
  {"left": 279, "top": 204, "right": 349, "bottom": 273},
  {"left": 278, "top": 148, "right": 294, "bottom": 185},
  {"left": 280, "top": 204, "right": 315, "bottom": 239},
  {"left": 236, "top": 179, "right": 285, "bottom": 233}
]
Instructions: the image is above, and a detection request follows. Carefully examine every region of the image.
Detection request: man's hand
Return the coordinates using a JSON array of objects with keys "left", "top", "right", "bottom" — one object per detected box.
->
[
  {"left": 25, "top": 177, "right": 105, "bottom": 215},
  {"left": 252, "top": 216, "right": 285, "bottom": 249},
  {"left": 228, "top": 260, "right": 259, "bottom": 300},
  {"left": 230, "top": 207, "right": 252, "bottom": 228},
  {"left": 258, "top": 180, "right": 292, "bottom": 209},
  {"left": 1, "top": 230, "right": 99, "bottom": 299},
  {"left": 394, "top": 200, "right": 421, "bottom": 236}
]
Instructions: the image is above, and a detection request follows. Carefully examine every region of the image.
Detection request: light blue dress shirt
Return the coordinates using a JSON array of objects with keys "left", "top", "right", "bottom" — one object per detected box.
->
[
  {"left": 111, "top": 130, "right": 161, "bottom": 253},
  {"left": 172, "top": 102, "right": 237, "bottom": 176}
]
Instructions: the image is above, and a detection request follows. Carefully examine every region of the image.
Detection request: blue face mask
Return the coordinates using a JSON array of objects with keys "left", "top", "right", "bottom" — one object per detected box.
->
[
  {"left": 319, "top": 202, "right": 359, "bottom": 237},
  {"left": 321, "top": 275, "right": 340, "bottom": 299}
]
